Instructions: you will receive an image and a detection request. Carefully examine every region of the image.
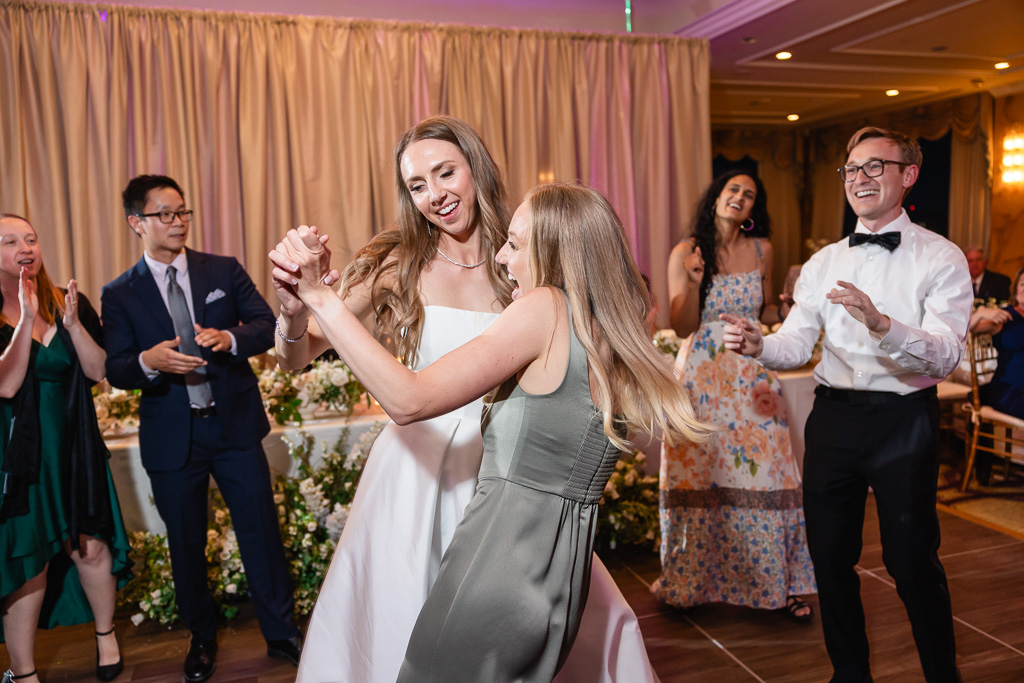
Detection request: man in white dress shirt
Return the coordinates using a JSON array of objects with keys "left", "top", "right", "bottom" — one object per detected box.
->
[{"left": 721, "top": 127, "right": 970, "bottom": 682}]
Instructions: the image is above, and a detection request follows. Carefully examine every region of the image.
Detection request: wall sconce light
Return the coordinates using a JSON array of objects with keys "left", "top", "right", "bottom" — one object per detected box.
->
[{"left": 1003, "top": 135, "right": 1024, "bottom": 183}]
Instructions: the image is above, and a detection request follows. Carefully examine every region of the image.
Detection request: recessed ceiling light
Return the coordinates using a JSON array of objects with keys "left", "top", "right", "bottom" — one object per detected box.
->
[
  {"left": 776, "top": 51, "right": 792, "bottom": 60},
  {"left": 787, "top": 114, "right": 799, "bottom": 121},
  {"left": 995, "top": 62, "right": 1010, "bottom": 70},
  {"left": 886, "top": 89, "right": 900, "bottom": 97}
]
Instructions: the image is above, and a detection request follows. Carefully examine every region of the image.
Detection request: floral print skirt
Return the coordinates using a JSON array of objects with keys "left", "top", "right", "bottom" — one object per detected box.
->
[{"left": 652, "top": 320, "right": 816, "bottom": 609}]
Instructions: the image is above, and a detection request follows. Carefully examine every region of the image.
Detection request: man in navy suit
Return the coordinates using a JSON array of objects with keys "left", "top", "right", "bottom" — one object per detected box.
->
[
  {"left": 964, "top": 246, "right": 1011, "bottom": 303},
  {"left": 102, "top": 175, "right": 301, "bottom": 682}
]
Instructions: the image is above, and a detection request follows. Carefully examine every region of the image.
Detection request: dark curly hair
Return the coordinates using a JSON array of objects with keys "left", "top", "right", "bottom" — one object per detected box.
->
[{"left": 690, "top": 171, "right": 771, "bottom": 316}]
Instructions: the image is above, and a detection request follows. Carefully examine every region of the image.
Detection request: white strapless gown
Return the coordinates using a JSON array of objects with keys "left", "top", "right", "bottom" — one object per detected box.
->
[{"left": 297, "top": 306, "right": 659, "bottom": 683}]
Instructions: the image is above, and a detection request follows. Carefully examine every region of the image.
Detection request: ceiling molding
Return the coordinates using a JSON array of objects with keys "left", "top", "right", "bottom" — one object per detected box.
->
[{"left": 674, "top": 0, "right": 799, "bottom": 39}]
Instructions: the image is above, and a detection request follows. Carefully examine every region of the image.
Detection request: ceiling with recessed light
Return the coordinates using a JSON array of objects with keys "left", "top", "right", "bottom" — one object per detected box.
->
[{"left": 680, "top": 0, "right": 1024, "bottom": 126}]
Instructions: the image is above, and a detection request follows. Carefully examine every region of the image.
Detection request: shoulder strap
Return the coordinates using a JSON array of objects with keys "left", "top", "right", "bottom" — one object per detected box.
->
[{"left": 752, "top": 237, "right": 765, "bottom": 264}]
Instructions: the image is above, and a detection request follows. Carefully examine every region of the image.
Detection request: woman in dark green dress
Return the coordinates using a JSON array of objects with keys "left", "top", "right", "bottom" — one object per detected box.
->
[{"left": 0, "top": 214, "right": 132, "bottom": 683}]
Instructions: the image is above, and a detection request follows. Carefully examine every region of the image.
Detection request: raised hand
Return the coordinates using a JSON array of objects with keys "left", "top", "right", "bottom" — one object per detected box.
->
[
  {"left": 270, "top": 226, "right": 339, "bottom": 316},
  {"left": 19, "top": 266, "right": 38, "bottom": 321},
  {"left": 63, "top": 278, "right": 81, "bottom": 329},
  {"left": 270, "top": 225, "right": 339, "bottom": 300},
  {"left": 140, "top": 337, "right": 207, "bottom": 374},
  {"left": 719, "top": 313, "right": 764, "bottom": 357},
  {"left": 826, "top": 280, "right": 890, "bottom": 336},
  {"left": 684, "top": 246, "right": 705, "bottom": 284}
]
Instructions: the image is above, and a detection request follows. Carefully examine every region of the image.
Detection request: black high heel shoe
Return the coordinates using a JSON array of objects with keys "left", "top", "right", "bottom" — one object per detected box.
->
[
  {"left": 95, "top": 627, "right": 124, "bottom": 681},
  {"left": 2, "top": 669, "right": 38, "bottom": 683}
]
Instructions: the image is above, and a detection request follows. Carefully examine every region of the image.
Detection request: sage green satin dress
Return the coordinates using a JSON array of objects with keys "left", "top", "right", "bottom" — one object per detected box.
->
[{"left": 397, "top": 296, "right": 623, "bottom": 682}]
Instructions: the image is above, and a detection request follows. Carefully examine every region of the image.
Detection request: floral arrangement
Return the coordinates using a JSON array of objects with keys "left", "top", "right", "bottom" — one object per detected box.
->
[
  {"left": 273, "top": 422, "right": 383, "bottom": 613},
  {"left": 118, "top": 421, "right": 386, "bottom": 625},
  {"left": 257, "top": 365, "right": 304, "bottom": 425},
  {"left": 653, "top": 329, "right": 682, "bottom": 360},
  {"left": 121, "top": 531, "right": 177, "bottom": 625},
  {"left": 296, "top": 359, "right": 368, "bottom": 417},
  {"left": 597, "top": 450, "right": 660, "bottom": 550},
  {"left": 974, "top": 297, "right": 1007, "bottom": 310},
  {"left": 91, "top": 385, "right": 141, "bottom": 435}
]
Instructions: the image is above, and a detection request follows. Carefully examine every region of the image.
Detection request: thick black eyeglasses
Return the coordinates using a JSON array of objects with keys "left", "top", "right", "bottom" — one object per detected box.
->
[
  {"left": 838, "top": 159, "right": 905, "bottom": 183},
  {"left": 136, "top": 209, "right": 194, "bottom": 224}
]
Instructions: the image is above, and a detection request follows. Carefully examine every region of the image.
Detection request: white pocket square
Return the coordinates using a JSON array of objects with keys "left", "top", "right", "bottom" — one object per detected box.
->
[{"left": 205, "top": 289, "right": 226, "bottom": 304}]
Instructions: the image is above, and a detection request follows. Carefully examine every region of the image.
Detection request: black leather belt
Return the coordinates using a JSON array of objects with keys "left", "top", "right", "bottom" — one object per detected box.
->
[
  {"left": 814, "top": 384, "right": 937, "bottom": 405},
  {"left": 191, "top": 405, "right": 217, "bottom": 418}
]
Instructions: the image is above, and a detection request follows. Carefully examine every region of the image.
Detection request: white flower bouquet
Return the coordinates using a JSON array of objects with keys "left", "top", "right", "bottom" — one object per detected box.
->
[
  {"left": 597, "top": 450, "right": 660, "bottom": 550},
  {"left": 653, "top": 329, "right": 682, "bottom": 360},
  {"left": 91, "top": 385, "right": 141, "bottom": 435},
  {"left": 296, "top": 359, "right": 367, "bottom": 417}
]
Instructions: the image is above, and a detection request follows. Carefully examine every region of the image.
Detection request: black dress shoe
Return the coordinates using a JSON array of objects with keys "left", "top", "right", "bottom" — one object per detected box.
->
[
  {"left": 183, "top": 636, "right": 217, "bottom": 682},
  {"left": 266, "top": 634, "right": 303, "bottom": 666},
  {"left": 95, "top": 627, "right": 124, "bottom": 681}
]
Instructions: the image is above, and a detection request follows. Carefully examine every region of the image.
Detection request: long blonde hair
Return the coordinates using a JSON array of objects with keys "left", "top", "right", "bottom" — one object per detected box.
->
[
  {"left": 339, "top": 116, "right": 514, "bottom": 365},
  {"left": 0, "top": 213, "right": 64, "bottom": 327},
  {"left": 526, "top": 184, "right": 714, "bottom": 449}
]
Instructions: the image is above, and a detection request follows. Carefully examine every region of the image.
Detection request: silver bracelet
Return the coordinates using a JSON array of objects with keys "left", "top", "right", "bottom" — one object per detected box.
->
[{"left": 276, "top": 317, "right": 308, "bottom": 343}]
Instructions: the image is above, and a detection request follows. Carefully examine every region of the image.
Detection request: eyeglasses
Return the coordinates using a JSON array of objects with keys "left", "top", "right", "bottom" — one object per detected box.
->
[
  {"left": 838, "top": 159, "right": 905, "bottom": 183},
  {"left": 136, "top": 209, "right": 194, "bottom": 224}
]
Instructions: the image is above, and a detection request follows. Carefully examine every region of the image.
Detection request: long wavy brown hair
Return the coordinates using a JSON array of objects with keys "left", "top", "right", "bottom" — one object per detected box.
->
[
  {"left": 339, "top": 116, "right": 514, "bottom": 366},
  {"left": 525, "top": 184, "right": 715, "bottom": 450},
  {"left": 0, "top": 214, "right": 64, "bottom": 328}
]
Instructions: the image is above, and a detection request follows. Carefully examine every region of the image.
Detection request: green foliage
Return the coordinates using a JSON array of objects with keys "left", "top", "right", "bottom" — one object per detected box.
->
[
  {"left": 118, "top": 421, "right": 386, "bottom": 625},
  {"left": 597, "top": 450, "right": 660, "bottom": 550}
]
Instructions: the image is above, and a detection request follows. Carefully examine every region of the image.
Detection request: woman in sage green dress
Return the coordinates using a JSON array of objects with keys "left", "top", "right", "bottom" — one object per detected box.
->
[
  {"left": 0, "top": 214, "right": 132, "bottom": 683},
  {"left": 272, "top": 183, "right": 714, "bottom": 681}
]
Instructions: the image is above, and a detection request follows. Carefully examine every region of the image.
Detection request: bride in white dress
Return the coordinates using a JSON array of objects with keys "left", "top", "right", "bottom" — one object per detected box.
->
[{"left": 273, "top": 116, "right": 659, "bottom": 683}]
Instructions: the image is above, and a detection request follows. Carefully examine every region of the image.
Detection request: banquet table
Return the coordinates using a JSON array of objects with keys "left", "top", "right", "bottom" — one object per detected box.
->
[
  {"left": 777, "top": 366, "right": 817, "bottom": 475},
  {"left": 105, "top": 406, "right": 389, "bottom": 534}
]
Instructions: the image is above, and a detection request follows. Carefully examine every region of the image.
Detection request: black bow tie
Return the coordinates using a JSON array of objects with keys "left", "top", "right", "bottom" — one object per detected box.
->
[{"left": 849, "top": 232, "right": 901, "bottom": 252}]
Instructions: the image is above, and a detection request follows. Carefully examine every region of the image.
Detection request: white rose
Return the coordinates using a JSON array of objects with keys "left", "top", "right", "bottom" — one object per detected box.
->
[
  {"left": 226, "top": 583, "right": 237, "bottom": 594},
  {"left": 131, "top": 613, "right": 146, "bottom": 626},
  {"left": 151, "top": 589, "right": 162, "bottom": 599}
]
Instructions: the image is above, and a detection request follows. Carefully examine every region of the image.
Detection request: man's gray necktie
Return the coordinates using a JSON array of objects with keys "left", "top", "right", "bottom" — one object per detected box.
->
[{"left": 166, "top": 265, "right": 214, "bottom": 408}]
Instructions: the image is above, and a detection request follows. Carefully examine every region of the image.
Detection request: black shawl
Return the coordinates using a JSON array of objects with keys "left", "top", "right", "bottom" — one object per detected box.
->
[{"left": 0, "top": 294, "right": 115, "bottom": 549}]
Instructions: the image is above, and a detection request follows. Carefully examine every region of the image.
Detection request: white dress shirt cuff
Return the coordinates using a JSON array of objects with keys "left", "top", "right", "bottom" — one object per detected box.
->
[
  {"left": 139, "top": 352, "right": 160, "bottom": 380},
  {"left": 226, "top": 331, "right": 239, "bottom": 355},
  {"left": 877, "top": 317, "right": 908, "bottom": 357}
]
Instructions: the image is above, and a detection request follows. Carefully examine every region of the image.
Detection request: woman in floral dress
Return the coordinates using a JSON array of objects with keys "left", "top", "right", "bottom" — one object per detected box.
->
[{"left": 652, "top": 171, "right": 817, "bottom": 620}]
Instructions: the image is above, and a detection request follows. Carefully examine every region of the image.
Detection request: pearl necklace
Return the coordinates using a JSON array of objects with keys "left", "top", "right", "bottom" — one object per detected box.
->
[{"left": 436, "top": 246, "right": 486, "bottom": 269}]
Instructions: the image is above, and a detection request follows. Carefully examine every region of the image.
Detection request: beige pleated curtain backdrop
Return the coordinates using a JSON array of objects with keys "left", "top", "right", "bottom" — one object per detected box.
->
[{"left": 0, "top": 1, "right": 710, "bottom": 320}]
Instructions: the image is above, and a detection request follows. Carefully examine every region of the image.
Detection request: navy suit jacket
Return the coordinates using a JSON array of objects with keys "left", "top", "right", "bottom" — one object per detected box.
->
[
  {"left": 101, "top": 249, "right": 273, "bottom": 472},
  {"left": 976, "top": 269, "right": 1011, "bottom": 303}
]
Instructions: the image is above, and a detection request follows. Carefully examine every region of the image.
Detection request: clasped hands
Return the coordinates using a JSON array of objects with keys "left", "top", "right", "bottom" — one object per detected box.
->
[
  {"left": 721, "top": 280, "right": 890, "bottom": 357},
  {"left": 268, "top": 225, "right": 341, "bottom": 317},
  {"left": 142, "top": 324, "right": 233, "bottom": 375}
]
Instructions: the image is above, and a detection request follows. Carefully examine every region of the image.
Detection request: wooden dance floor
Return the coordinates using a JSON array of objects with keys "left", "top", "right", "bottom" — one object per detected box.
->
[{"left": 13, "top": 493, "right": 1024, "bottom": 682}]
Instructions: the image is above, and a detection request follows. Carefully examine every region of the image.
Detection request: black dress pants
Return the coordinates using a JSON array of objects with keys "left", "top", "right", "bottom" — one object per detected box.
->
[
  {"left": 803, "top": 386, "right": 958, "bottom": 683},
  {"left": 148, "top": 413, "right": 298, "bottom": 643}
]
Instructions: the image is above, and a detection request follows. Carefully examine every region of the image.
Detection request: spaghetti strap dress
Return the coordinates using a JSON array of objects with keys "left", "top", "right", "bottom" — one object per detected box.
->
[{"left": 398, "top": 292, "right": 624, "bottom": 682}]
